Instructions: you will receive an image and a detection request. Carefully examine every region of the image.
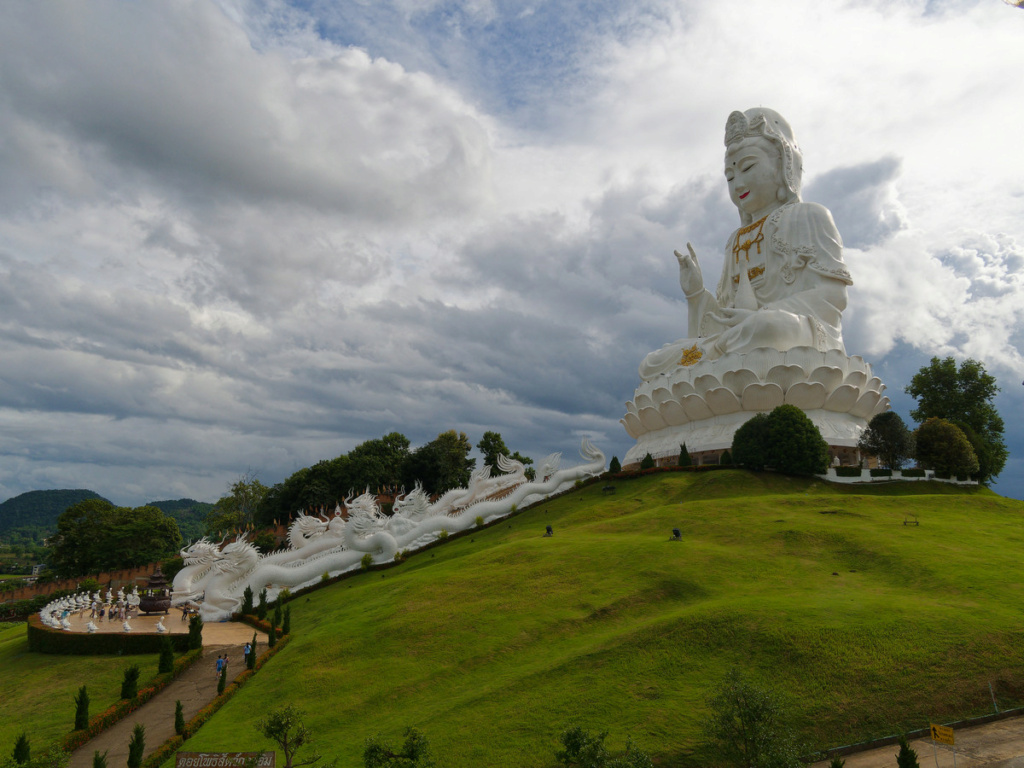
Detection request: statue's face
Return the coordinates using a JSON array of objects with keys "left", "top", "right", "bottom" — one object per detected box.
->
[{"left": 725, "top": 140, "right": 780, "bottom": 218}]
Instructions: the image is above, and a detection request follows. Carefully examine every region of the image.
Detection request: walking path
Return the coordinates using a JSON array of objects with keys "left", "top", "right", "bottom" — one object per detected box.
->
[
  {"left": 812, "top": 717, "right": 1024, "bottom": 768},
  {"left": 62, "top": 617, "right": 264, "bottom": 768}
]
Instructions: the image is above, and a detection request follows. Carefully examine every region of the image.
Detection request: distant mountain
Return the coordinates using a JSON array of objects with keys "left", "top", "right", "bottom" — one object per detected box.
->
[
  {"left": 0, "top": 489, "right": 109, "bottom": 540},
  {"left": 0, "top": 490, "right": 214, "bottom": 544},
  {"left": 146, "top": 498, "right": 214, "bottom": 543}
]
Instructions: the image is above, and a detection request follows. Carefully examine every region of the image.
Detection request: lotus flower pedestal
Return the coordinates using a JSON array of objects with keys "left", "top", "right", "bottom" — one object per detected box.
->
[{"left": 621, "top": 347, "right": 890, "bottom": 467}]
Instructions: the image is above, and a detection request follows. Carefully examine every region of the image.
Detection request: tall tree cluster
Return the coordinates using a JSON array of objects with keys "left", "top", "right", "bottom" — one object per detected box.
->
[
  {"left": 253, "top": 430, "right": 531, "bottom": 527},
  {"left": 904, "top": 357, "right": 1007, "bottom": 483},
  {"left": 47, "top": 499, "right": 182, "bottom": 579}
]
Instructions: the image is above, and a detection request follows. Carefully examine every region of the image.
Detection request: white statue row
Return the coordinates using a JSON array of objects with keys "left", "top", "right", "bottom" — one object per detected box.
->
[
  {"left": 38, "top": 587, "right": 168, "bottom": 634},
  {"left": 172, "top": 440, "right": 606, "bottom": 622}
]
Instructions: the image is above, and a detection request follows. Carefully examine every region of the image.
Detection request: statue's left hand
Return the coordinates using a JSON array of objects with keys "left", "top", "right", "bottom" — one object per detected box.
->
[{"left": 709, "top": 307, "right": 756, "bottom": 328}]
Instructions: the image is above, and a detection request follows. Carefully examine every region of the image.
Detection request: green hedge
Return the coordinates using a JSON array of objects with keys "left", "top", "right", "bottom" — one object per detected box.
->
[
  {"left": 26, "top": 614, "right": 191, "bottom": 655},
  {"left": 834, "top": 467, "right": 863, "bottom": 477},
  {"left": 901, "top": 468, "right": 926, "bottom": 478},
  {"left": 869, "top": 468, "right": 893, "bottom": 477}
]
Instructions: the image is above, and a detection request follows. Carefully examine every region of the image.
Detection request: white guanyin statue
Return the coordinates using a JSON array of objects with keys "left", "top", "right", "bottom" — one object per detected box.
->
[{"left": 623, "top": 108, "right": 889, "bottom": 466}]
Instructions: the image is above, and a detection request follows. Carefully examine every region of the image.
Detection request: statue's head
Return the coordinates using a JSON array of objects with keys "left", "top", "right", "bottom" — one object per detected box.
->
[{"left": 724, "top": 108, "right": 803, "bottom": 223}]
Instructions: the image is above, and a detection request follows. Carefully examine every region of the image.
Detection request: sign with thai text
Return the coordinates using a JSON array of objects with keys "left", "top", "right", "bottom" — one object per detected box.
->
[
  {"left": 176, "top": 753, "right": 275, "bottom": 768},
  {"left": 930, "top": 724, "right": 954, "bottom": 746}
]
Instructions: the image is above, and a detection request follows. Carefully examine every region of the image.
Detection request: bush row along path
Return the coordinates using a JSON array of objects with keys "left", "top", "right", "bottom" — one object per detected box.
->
[{"left": 67, "top": 620, "right": 262, "bottom": 768}]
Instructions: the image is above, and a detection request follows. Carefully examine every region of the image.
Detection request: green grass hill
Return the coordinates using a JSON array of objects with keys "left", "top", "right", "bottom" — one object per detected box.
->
[{"left": 4, "top": 471, "right": 1024, "bottom": 766}]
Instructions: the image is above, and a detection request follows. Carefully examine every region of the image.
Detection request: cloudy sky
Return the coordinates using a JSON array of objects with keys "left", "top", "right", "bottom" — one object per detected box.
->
[{"left": 1, "top": 0, "right": 1022, "bottom": 508}]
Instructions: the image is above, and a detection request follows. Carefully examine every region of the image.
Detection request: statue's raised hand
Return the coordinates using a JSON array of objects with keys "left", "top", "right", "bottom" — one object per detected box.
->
[{"left": 675, "top": 243, "right": 704, "bottom": 299}]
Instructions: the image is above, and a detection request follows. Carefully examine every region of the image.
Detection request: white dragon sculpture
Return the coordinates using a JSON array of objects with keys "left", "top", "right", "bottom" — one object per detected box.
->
[{"left": 173, "top": 440, "right": 605, "bottom": 621}]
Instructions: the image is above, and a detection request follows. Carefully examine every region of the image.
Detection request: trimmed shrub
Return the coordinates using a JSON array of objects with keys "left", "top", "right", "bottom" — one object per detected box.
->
[
  {"left": 869, "top": 468, "right": 892, "bottom": 477},
  {"left": 719, "top": 450, "right": 732, "bottom": 466},
  {"left": 732, "top": 406, "right": 828, "bottom": 475},
  {"left": 678, "top": 443, "right": 692, "bottom": 467},
  {"left": 731, "top": 413, "right": 771, "bottom": 471},
  {"left": 268, "top": 625, "right": 277, "bottom": 649},
  {"left": 608, "top": 456, "right": 621, "bottom": 474},
  {"left": 74, "top": 685, "right": 90, "bottom": 731},
  {"left": 282, "top": 606, "right": 291, "bottom": 635},
  {"left": 835, "top": 466, "right": 862, "bottom": 477},
  {"left": 93, "top": 750, "right": 108, "bottom": 768},
  {"left": 639, "top": 453, "right": 656, "bottom": 470},
  {"left": 273, "top": 604, "right": 282, "bottom": 630},
  {"left": 241, "top": 585, "right": 254, "bottom": 615},
  {"left": 120, "top": 665, "right": 140, "bottom": 700},
  {"left": 174, "top": 700, "right": 185, "bottom": 736},
  {"left": 256, "top": 588, "right": 268, "bottom": 620},
  {"left": 158, "top": 635, "right": 174, "bottom": 674},
  {"left": 127, "top": 724, "right": 145, "bottom": 768},
  {"left": 902, "top": 468, "right": 926, "bottom": 477},
  {"left": 361, "top": 553, "right": 373, "bottom": 570},
  {"left": 187, "top": 615, "right": 203, "bottom": 650},
  {"left": 217, "top": 666, "right": 227, "bottom": 695}
]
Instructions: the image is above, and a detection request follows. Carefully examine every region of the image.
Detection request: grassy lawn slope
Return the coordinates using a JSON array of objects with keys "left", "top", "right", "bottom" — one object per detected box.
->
[{"left": 15, "top": 472, "right": 1024, "bottom": 767}]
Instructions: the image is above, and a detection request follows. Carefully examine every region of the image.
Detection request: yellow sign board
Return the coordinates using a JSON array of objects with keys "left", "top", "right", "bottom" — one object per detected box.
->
[{"left": 930, "top": 723, "right": 955, "bottom": 746}]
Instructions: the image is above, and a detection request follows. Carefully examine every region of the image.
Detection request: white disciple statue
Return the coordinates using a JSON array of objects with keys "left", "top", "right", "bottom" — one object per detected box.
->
[
  {"left": 639, "top": 108, "right": 851, "bottom": 380},
  {"left": 622, "top": 108, "right": 888, "bottom": 469}
]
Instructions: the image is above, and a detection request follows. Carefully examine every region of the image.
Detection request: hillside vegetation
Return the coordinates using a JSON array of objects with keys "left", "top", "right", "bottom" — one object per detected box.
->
[
  {"left": 0, "top": 490, "right": 108, "bottom": 541},
  {"left": 174, "top": 471, "right": 1024, "bottom": 766},
  {"left": 3, "top": 472, "right": 1023, "bottom": 767}
]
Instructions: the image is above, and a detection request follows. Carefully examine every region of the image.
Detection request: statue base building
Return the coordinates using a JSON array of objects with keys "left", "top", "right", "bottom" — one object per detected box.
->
[{"left": 621, "top": 346, "right": 889, "bottom": 467}]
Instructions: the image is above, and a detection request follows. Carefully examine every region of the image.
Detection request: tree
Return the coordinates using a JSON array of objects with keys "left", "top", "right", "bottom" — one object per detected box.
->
[
  {"left": 905, "top": 356, "right": 1007, "bottom": 482},
  {"left": 92, "top": 751, "right": 107, "bottom": 768},
  {"left": 363, "top": 728, "right": 434, "bottom": 768},
  {"left": 702, "top": 668, "right": 800, "bottom": 768},
  {"left": 120, "top": 665, "right": 140, "bottom": 700},
  {"left": 608, "top": 457, "right": 621, "bottom": 474},
  {"left": 283, "top": 606, "right": 291, "bottom": 635},
  {"left": 217, "top": 665, "right": 227, "bottom": 695},
  {"left": 257, "top": 588, "right": 268, "bottom": 620},
  {"left": 242, "top": 585, "right": 254, "bottom": 615},
  {"left": 720, "top": 450, "right": 733, "bottom": 465},
  {"left": 126, "top": 724, "right": 145, "bottom": 768},
  {"left": 205, "top": 471, "right": 270, "bottom": 536},
  {"left": 915, "top": 418, "right": 979, "bottom": 477},
  {"left": 187, "top": 615, "right": 203, "bottom": 650},
  {"left": 403, "top": 431, "right": 476, "bottom": 494},
  {"left": 678, "top": 444, "right": 692, "bottom": 467},
  {"left": 857, "top": 412, "right": 914, "bottom": 470},
  {"left": 731, "top": 413, "right": 771, "bottom": 471},
  {"left": 555, "top": 726, "right": 652, "bottom": 768},
  {"left": 47, "top": 500, "right": 182, "bottom": 579},
  {"left": 347, "top": 433, "right": 411, "bottom": 491},
  {"left": 158, "top": 636, "right": 174, "bottom": 674},
  {"left": 639, "top": 454, "right": 655, "bottom": 470},
  {"left": 895, "top": 735, "right": 920, "bottom": 768},
  {"left": 12, "top": 734, "right": 29, "bottom": 765},
  {"left": 74, "top": 685, "right": 89, "bottom": 731},
  {"left": 255, "top": 705, "right": 334, "bottom": 768},
  {"left": 248, "top": 633, "right": 258, "bottom": 670},
  {"left": 477, "top": 431, "right": 535, "bottom": 478},
  {"left": 767, "top": 405, "right": 829, "bottom": 475},
  {"left": 174, "top": 701, "right": 185, "bottom": 736},
  {"left": 731, "top": 407, "right": 828, "bottom": 476}
]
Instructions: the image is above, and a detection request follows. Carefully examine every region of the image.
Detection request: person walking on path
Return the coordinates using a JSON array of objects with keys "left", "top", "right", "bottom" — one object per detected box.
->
[{"left": 215, "top": 655, "right": 223, "bottom": 679}]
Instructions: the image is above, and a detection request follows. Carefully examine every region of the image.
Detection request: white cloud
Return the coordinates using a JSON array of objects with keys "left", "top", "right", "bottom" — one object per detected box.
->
[{"left": 1, "top": 0, "right": 1023, "bottom": 507}]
